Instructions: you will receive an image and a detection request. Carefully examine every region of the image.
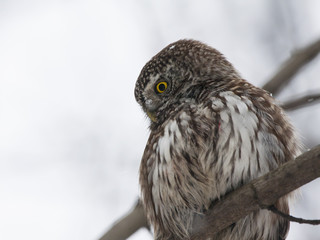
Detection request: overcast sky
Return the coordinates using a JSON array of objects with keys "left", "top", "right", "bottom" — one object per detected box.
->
[{"left": 1, "top": 1, "right": 320, "bottom": 239}]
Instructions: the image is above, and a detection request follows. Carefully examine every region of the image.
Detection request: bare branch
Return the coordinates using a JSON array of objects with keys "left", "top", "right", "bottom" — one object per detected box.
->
[
  {"left": 191, "top": 145, "right": 320, "bottom": 240},
  {"left": 281, "top": 92, "right": 320, "bottom": 111},
  {"left": 99, "top": 200, "right": 149, "bottom": 240},
  {"left": 262, "top": 38, "right": 320, "bottom": 96}
]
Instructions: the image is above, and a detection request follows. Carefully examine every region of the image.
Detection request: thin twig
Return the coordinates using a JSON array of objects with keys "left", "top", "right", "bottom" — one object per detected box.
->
[
  {"left": 268, "top": 205, "right": 320, "bottom": 225},
  {"left": 262, "top": 38, "right": 320, "bottom": 96},
  {"left": 99, "top": 200, "right": 149, "bottom": 240},
  {"left": 281, "top": 92, "right": 320, "bottom": 111}
]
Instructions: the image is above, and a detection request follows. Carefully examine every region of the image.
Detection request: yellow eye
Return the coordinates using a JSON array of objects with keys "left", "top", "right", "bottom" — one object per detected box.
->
[{"left": 156, "top": 81, "right": 168, "bottom": 93}]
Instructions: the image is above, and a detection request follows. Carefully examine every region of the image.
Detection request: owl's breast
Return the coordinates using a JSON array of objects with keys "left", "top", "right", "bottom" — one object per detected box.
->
[{"left": 140, "top": 105, "right": 215, "bottom": 238}]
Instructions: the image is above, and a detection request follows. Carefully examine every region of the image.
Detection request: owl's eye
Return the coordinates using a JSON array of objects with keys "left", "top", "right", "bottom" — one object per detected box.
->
[{"left": 155, "top": 81, "right": 168, "bottom": 93}]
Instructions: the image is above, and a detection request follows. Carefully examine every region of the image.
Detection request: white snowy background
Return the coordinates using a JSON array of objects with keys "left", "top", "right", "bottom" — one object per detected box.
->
[{"left": 1, "top": 1, "right": 320, "bottom": 239}]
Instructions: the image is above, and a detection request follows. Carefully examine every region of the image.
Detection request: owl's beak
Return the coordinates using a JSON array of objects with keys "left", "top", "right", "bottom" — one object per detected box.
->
[{"left": 147, "top": 111, "right": 157, "bottom": 123}]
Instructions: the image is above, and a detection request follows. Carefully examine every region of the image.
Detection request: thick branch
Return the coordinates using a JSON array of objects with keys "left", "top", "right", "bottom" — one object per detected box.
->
[
  {"left": 99, "top": 200, "right": 148, "bottom": 240},
  {"left": 191, "top": 145, "right": 320, "bottom": 240},
  {"left": 262, "top": 38, "right": 320, "bottom": 96},
  {"left": 280, "top": 92, "right": 320, "bottom": 111}
]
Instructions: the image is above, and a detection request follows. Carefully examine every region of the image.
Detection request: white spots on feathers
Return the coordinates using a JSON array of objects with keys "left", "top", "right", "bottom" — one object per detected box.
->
[
  {"left": 149, "top": 73, "right": 160, "bottom": 83},
  {"left": 145, "top": 99, "right": 153, "bottom": 106},
  {"left": 179, "top": 111, "right": 191, "bottom": 127},
  {"left": 157, "top": 120, "right": 182, "bottom": 163},
  {"left": 211, "top": 97, "right": 224, "bottom": 109}
]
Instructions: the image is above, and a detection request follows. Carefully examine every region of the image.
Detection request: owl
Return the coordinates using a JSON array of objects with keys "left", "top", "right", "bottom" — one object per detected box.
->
[{"left": 134, "top": 39, "right": 301, "bottom": 240}]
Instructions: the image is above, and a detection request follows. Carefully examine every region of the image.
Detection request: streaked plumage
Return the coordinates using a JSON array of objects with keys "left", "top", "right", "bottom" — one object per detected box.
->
[{"left": 135, "top": 39, "right": 301, "bottom": 240}]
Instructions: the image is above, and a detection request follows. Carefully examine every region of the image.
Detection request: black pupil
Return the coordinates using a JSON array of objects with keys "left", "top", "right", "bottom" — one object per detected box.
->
[{"left": 158, "top": 83, "right": 166, "bottom": 91}]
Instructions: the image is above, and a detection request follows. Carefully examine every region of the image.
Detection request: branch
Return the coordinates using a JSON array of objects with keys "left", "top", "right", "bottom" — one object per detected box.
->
[
  {"left": 280, "top": 92, "right": 320, "bottom": 111},
  {"left": 99, "top": 200, "right": 149, "bottom": 240},
  {"left": 262, "top": 38, "right": 320, "bottom": 96},
  {"left": 190, "top": 145, "right": 320, "bottom": 240}
]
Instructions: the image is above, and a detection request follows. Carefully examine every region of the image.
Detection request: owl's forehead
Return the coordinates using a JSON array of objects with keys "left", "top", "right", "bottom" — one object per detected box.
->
[
  {"left": 139, "top": 58, "right": 175, "bottom": 86},
  {"left": 145, "top": 59, "right": 173, "bottom": 75}
]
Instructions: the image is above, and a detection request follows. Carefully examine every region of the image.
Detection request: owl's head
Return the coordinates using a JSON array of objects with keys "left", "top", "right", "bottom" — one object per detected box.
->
[{"left": 134, "top": 39, "right": 240, "bottom": 123}]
